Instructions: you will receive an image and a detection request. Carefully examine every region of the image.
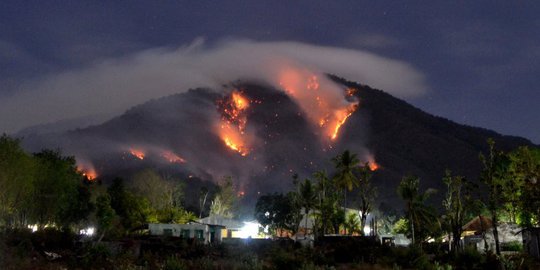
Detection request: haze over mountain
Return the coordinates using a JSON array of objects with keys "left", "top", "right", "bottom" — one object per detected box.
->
[{"left": 19, "top": 75, "right": 535, "bottom": 211}]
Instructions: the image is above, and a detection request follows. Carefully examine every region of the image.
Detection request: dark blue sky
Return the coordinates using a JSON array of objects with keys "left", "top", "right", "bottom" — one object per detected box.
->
[{"left": 1, "top": 1, "right": 539, "bottom": 143}]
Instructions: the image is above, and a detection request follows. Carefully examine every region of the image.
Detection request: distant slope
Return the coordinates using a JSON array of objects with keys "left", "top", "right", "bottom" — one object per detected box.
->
[
  {"left": 21, "top": 77, "right": 535, "bottom": 211},
  {"left": 333, "top": 76, "right": 534, "bottom": 209}
]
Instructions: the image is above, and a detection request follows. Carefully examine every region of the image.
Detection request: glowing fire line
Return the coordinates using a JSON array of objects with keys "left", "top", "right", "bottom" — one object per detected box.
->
[{"left": 129, "top": 149, "right": 145, "bottom": 160}]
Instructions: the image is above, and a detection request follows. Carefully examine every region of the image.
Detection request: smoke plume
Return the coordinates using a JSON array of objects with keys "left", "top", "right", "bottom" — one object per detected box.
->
[{"left": 1, "top": 39, "right": 427, "bottom": 134}]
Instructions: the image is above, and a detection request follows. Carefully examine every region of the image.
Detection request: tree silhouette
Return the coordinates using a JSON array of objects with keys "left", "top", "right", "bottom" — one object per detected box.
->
[
  {"left": 397, "top": 175, "right": 437, "bottom": 245},
  {"left": 332, "top": 150, "right": 360, "bottom": 208}
]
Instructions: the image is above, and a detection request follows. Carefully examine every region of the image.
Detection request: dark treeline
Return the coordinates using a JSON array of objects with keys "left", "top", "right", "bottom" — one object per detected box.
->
[{"left": 1, "top": 133, "right": 540, "bottom": 269}]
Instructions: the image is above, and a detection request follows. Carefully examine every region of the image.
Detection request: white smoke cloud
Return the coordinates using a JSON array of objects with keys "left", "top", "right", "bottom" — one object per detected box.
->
[{"left": 0, "top": 39, "right": 428, "bottom": 133}]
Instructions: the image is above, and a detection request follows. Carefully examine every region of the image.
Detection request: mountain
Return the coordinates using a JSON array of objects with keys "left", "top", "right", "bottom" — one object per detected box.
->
[{"left": 20, "top": 77, "right": 536, "bottom": 212}]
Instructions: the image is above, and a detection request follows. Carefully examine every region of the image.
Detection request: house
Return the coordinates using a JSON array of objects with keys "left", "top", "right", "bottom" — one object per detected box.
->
[
  {"left": 461, "top": 216, "right": 522, "bottom": 252},
  {"left": 198, "top": 214, "right": 245, "bottom": 239},
  {"left": 148, "top": 222, "right": 224, "bottom": 244}
]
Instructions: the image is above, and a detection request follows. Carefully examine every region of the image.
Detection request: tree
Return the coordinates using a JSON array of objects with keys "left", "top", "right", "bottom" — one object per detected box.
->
[
  {"left": 131, "top": 169, "right": 174, "bottom": 210},
  {"left": 0, "top": 134, "right": 35, "bottom": 228},
  {"left": 254, "top": 193, "right": 298, "bottom": 236},
  {"left": 210, "top": 176, "right": 236, "bottom": 218},
  {"left": 397, "top": 175, "right": 437, "bottom": 245},
  {"left": 508, "top": 146, "right": 540, "bottom": 227},
  {"left": 479, "top": 138, "right": 509, "bottom": 255},
  {"left": 31, "top": 150, "right": 82, "bottom": 229},
  {"left": 107, "top": 177, "right": 152, "bottom": 232},
  {"left": 57, "top": 184, "right": 94, "bottom": 230},
  {"left": 357, "top": 162, "right": 377, "bottom": 233},
  {"left": 298, "top": 179, "right": 316, "bottom": 236},
  {"left": 312, "top": 170, "right": 343, "bottom": 236},
  {"left": 95, "top": 194, "right": 116, "bottom": 243},
  {"left": 442, "top": 170, "right": 474, "bottom": 253},
  {"left": 199, "top": 187, "right": 209, "bottom": 218},
  {"left": 332, "top": 150, "right": 360, "bottom": 208},
  {"left": 344, "top": 212, "right": 360, "bottom": 235}
]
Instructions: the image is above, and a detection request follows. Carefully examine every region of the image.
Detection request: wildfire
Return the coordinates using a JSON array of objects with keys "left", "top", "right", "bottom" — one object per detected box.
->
[
  {"left": 77, "top": 162, "right": 98, "bottom": 181},
  {"left": 278, "top": 68, "right": 358, "bottom": 141},
  {"left": 307, "top": 75, "right": 320, "bottom": 90},
  {"left": 82, "top": 170, "right": 97, "bottom": 181},
  {"left": 161, "top": 150, "right": 186, "bottom": 164},
  {"left": 330, "top": 104, "right": 358, "bottom": 140},
  {"left": 218, "top": 90, "right": 252, "bottom": 156},
  {"left": 368, "top": 162, "right": 379, "bottom": 171},
  {"left": 129, "top": 149, "right": 145, "bottom": 160},
  {"left": 366, "top": 155, "right": 380, "bottom": 171}
]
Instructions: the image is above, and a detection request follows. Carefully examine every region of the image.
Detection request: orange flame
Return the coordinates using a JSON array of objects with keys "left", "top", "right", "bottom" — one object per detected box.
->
[
  {"left": 218, "top": 90, "right": 252, "bottom": 156},
  {"left": 129, "top": 149, "right": 145, "bottom": 160},
  {"left": 221, "top": 124, "right": 250, "bottom": 156},
  {"left": 77, "top": 163, "right": 97, "bottom": 181},
  {"left": 232, "top": 91, "right": 249, "bottom": 111},
  {"left": 368, "top": 162, "right": 379, "bottom": 171},
  {"left": 278, "top": 68, "right": 358, "bottom": 141},
  {"left": 366, "top": 155, "right": 380, "bottom": 171},
  {"left": 330, "top": 104, "right": 358, "bottom": 140},
  {"left": 162, "top": 150, "right": 186, "bottom": 164},
  {"left": 82, "top": 170, "right": 97, "bottom": 181}
]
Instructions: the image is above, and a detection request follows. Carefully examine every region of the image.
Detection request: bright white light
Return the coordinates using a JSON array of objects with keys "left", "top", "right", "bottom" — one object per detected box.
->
[
  {"left": 238, "top": 221, "right": 260, "bottom": 239},
  {"left": 80, "top": 227, "right": 95, "bottom": 236},
  {"left": 28, "top": 224, "right": 38, "bottom": 233},
  {"left": 363, "top": 226, "right": 371, "bottom": 236}
]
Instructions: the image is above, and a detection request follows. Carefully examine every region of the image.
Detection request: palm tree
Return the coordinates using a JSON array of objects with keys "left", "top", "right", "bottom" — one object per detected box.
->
[
  {"left": 357, "top": 162, "right": 377, "bottom": 233},
  {"left": 344, "top": 212, "right": 360, "bottom": 235},
  {"left": 298, "top": 179, "right": 317, "bottom": 237},
  {"left": 313, "top": 170, "right": 344, "bottom": 236},
  {"left": 397, "top": 175, "right": 437, "bottom": 245},
  {"left": 332, "top": 150, "right": 360, "bottom": 208}
]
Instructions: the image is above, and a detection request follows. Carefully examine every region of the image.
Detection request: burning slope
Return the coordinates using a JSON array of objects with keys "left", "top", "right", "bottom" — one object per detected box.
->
[
  {"left": 161, "top": 150, "right": 186, "bottom": 164},
  {"left": 278, "top": 67, "right": 359, "bottom": 141},
  {"left": 77, "top": 162, "right": 97, "bottom": 181},
  {"left": 129, "top": 148, "right": 145, "bottom": 160},
  {"left": 217, "top": 90, "right": 252, "bottom": 156},
  {"left": 20, "top": 76, "right": 536, "bottom": 211},
  {"left": 82, "top": 169, "right": 97, "bottom": 180}
]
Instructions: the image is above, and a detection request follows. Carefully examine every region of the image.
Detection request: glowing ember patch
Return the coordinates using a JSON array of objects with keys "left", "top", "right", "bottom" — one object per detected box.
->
[
  {"left": 278, "top": 67, "right": 359, "bottom": 141},
  {"left": 129, "top": 149, "right": 145, "bottom": 160},
  {"left": 307, "top": 75, "right": 320, "bottom": 90},
  {"left": 232, "top": 91, "right": 249, "bottom": 110},
  {"left": 82, "top": 170, "right": 97, "bottom": 181},
  {"left": 346, "top": 88, "right": 357, "bottom": 97},
  {"left": 368, "top": 162, "right": 379, "bottom": 171},
  {"left": 221, "top": 123, "right": 250, "bottom": 156},
  {"left": 162, "top": 151, "right": 186, "bottom": 164},
  {"left": 218, "top": 90, "right": 252, "bottom": 156},
  {"left": 77, "top": 164, "right": 97, "bottom": 181},
  {"left": 366, "top": 155, "right": 380, "bottom": 171}
]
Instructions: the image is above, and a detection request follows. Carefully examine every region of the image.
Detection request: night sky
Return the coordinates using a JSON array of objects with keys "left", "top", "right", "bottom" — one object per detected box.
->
[{"left": 1, "top": 1, "right": 539, "bottom": 143}]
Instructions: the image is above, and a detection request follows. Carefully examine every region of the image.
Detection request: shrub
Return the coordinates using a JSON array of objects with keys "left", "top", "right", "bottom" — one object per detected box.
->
[
  {"left": 501, "top": 241, "right": 523, "bottom": 252},
  {"left": 163, "top": 255, "right": 187, "bottom": 270},
  {"left": 454, "top": 246, "right": 483, "bottom": 269}
]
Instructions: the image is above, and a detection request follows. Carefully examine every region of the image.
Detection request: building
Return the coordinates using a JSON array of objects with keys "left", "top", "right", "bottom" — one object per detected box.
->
[
  {"left": 148, "top": 222, "right": 224, "bottom": 244},
  {"left": 198, "top": 214, "right": 244, "bottom": 239},
  {"left": 461, "top": 216, "right": 522, "bottom": 252}
]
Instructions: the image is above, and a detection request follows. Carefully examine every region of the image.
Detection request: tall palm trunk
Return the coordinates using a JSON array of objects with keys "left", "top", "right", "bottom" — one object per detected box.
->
[
  {"left": 491, "top": 211, "right": 501, "bottom": 255},
  {"left": 410, "top": 210, "right": 415, "bottom": 245}
]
